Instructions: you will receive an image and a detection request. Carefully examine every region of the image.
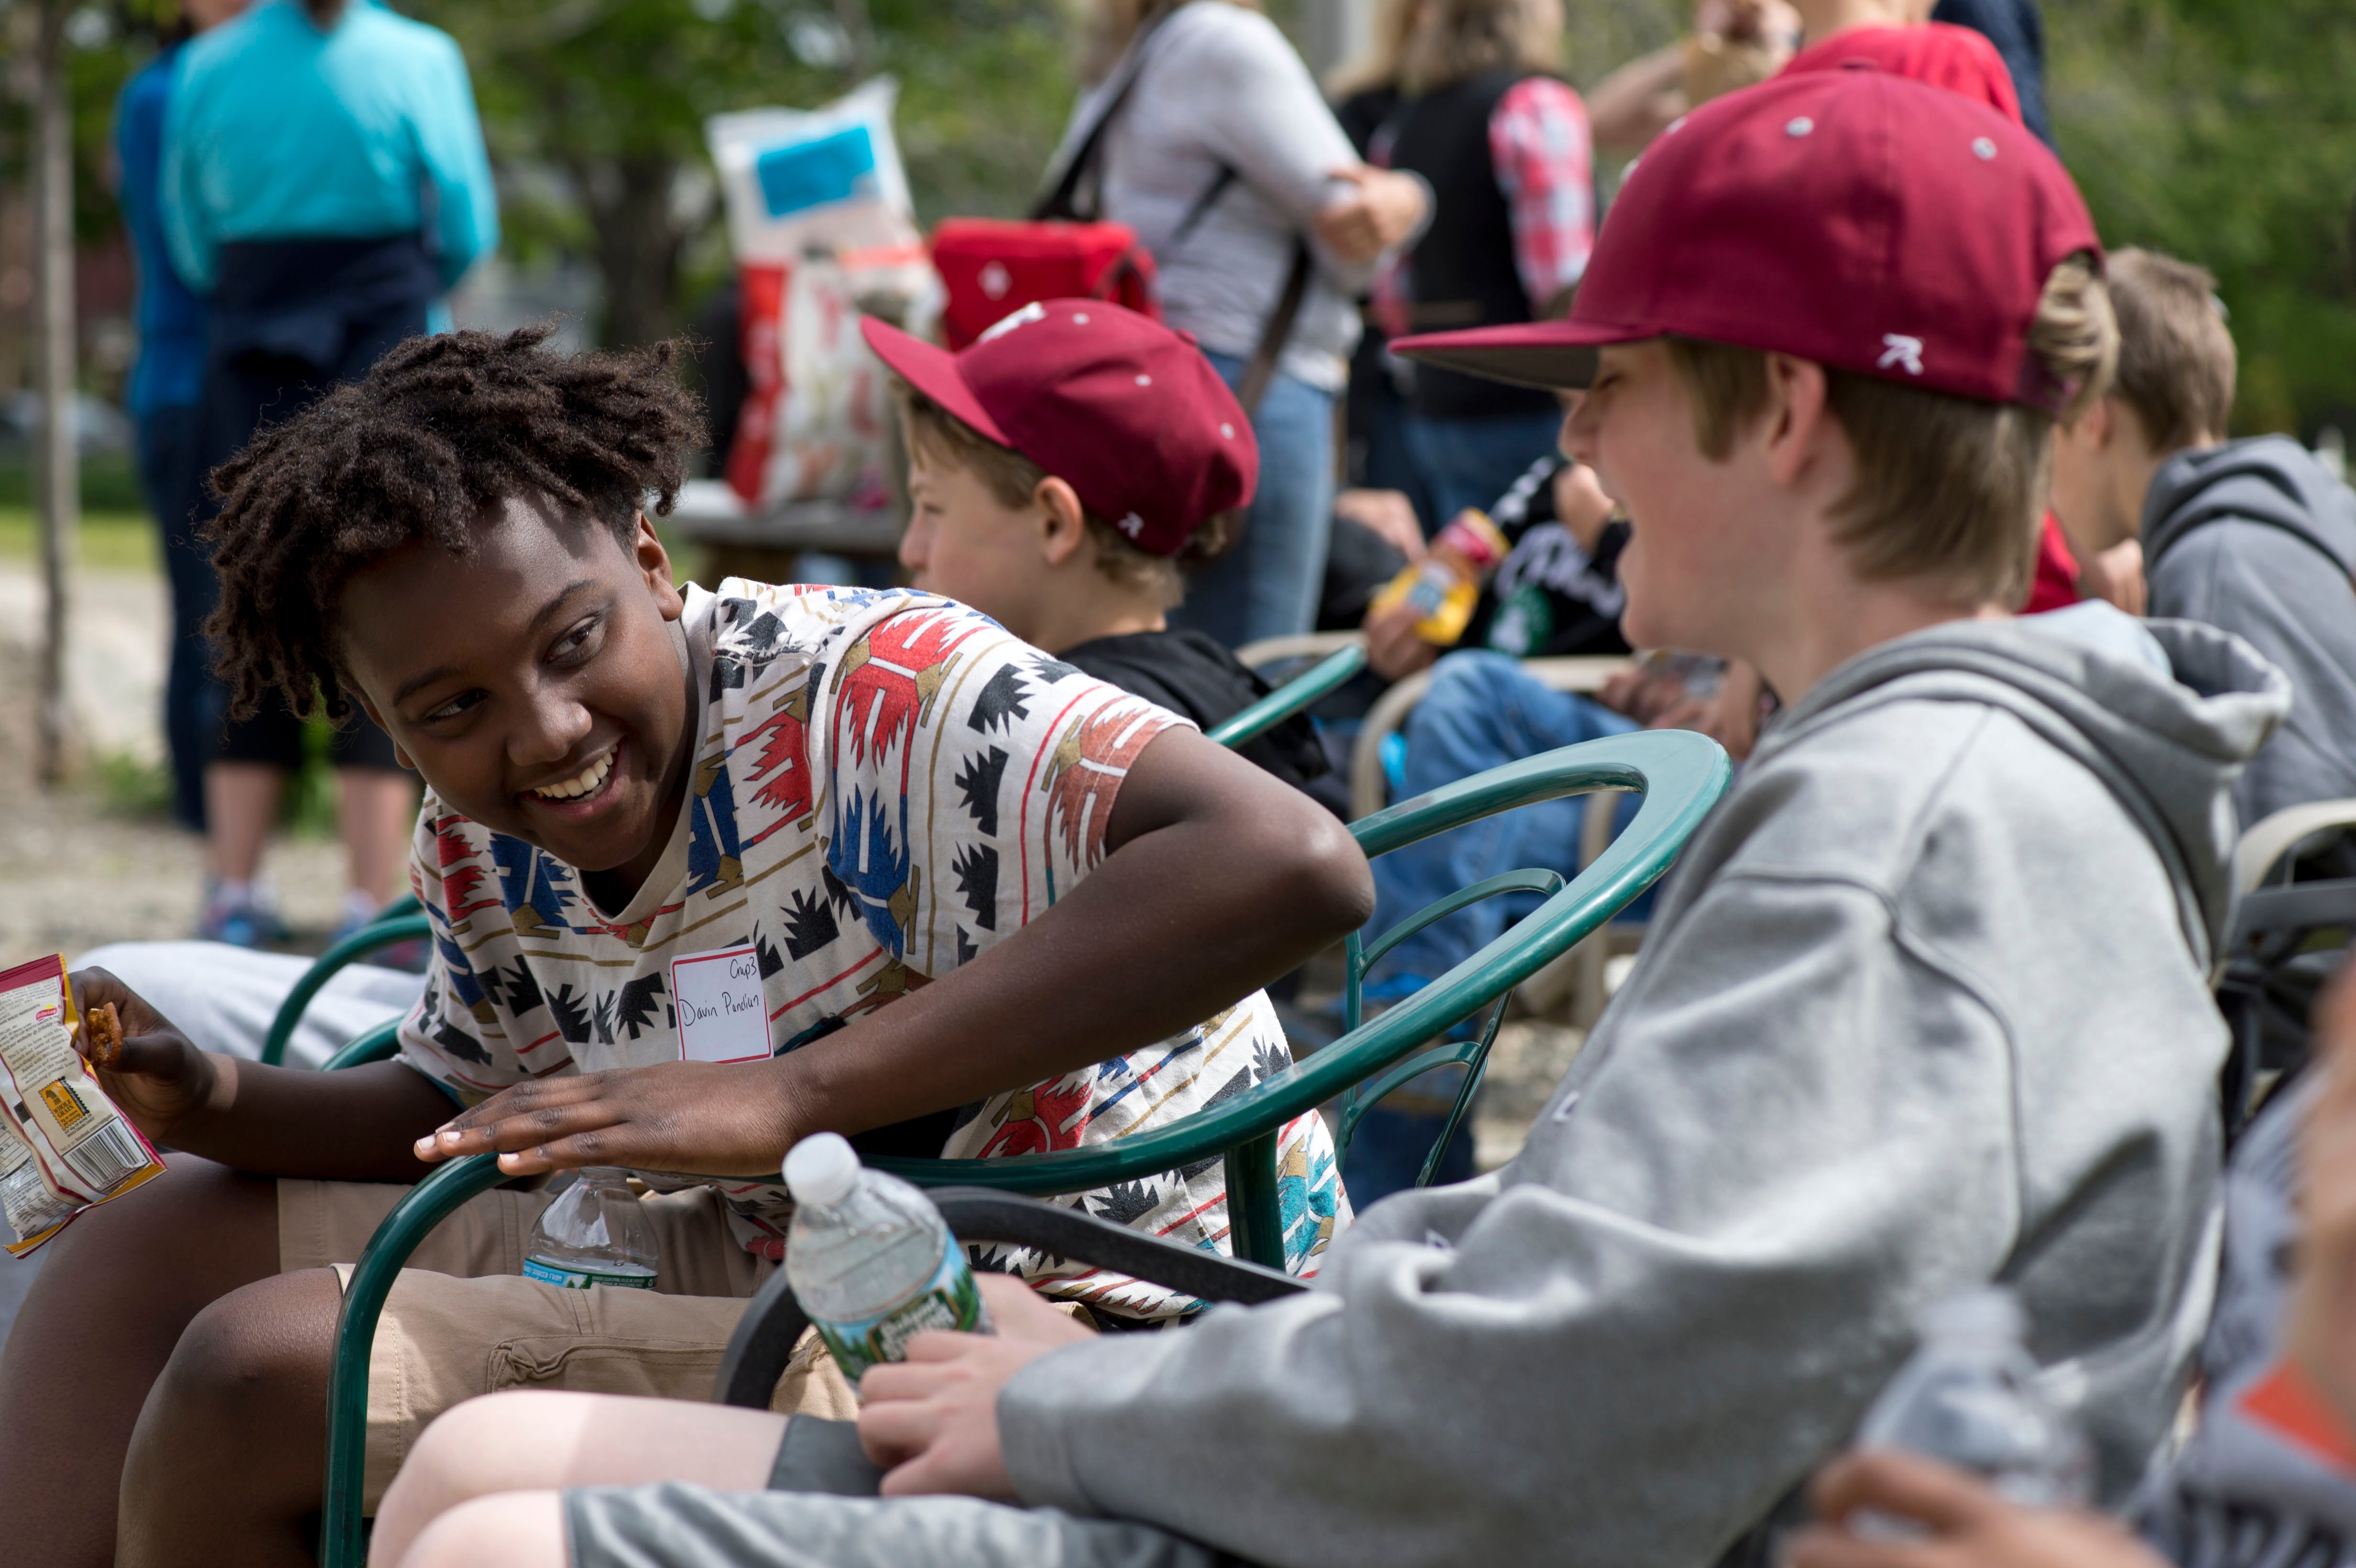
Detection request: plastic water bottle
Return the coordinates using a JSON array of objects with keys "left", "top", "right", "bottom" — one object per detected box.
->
[
  {"left": 1854, "top": 1287, "right": 2092, "bottom": 1531},
  {"left": 522, "top": 1169, "right": 659, "bottom": 1289},
  {"left": 784, "top": 1132, "right": 992, "bottom": 1389}
]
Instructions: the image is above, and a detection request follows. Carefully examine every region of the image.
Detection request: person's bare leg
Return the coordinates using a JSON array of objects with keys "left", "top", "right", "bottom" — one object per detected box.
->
[
  {"left": 371, "top": 1392, "right": 785, "bottom": 1567},
  {"left": 398, "top": 1493, "right": 567, "bottom": 1568},
  {"left": 115, "top": 1267, "right": 346, "bottom": 1568},
  {"left": 0, "top": 1158, "right": 280, "bottom": 1568},
  {"left": 336, "top": 766, "right": 419, "bottom": 907},
  {"left": 207, "top": 762, "right": 286, "bottom": 883}
]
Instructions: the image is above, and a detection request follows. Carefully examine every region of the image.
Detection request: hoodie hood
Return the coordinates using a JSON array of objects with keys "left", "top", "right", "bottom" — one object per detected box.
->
[
  {"left": 2143, "top": 434, "right": 2356, "bottom": 577},
  {"left": 1759, "top": 609, "right": 2290, "bottom": 970}
]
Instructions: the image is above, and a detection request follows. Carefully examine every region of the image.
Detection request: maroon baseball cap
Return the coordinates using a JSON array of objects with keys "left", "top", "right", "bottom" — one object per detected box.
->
[
  {"left": 861, "top": 299, "right": 1256, "bottom": 556},
  {"left": 1395, "top": 70, "right": 2101, "bottom": 412}
]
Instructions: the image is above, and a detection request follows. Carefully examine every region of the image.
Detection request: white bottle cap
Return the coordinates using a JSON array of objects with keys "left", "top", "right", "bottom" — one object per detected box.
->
[{"left": 784, "top": 1132, "right": 861, "bottom": 1209}]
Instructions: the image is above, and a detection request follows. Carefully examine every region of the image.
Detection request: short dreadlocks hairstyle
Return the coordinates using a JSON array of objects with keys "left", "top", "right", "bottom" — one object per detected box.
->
[{"left": 202, "top": 324, "right": 705, "bottom": 723}]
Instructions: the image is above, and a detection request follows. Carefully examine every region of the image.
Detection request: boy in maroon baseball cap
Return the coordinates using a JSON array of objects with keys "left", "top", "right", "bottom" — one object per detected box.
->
[
  {"left": 858, "top": 299, "right": 1331, "bottom": 796},
  {"left": 340, "top": 72, "right": 2291, "bottom": 1568}
]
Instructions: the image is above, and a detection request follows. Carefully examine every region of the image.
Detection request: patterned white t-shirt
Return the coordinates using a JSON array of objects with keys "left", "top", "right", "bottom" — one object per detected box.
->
[{"left": 398, "top": 579, "right": 1345, "bottom": 1316}]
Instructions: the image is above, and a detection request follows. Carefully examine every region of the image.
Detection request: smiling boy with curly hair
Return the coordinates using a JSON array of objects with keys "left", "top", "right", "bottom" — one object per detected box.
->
[{"left": 0, "top": 323, "right": 1365, "bottom": 1568}]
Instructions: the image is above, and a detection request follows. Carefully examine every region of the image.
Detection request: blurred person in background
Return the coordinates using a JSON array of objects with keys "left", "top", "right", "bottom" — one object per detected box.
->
[
  {"left": 1781, "top": 0, "right": 2019, "bottom": 121},
  {"left": 1062, "top": 0, "right": 1429, "bottom": 649},
  {"left": 1373, "top": 0, "right": 1596, "bottom": 525},
  {"left": 1331, "top": 0, "right": 1441, "bottom": 530},
  {"left": 1588, "top": 0, "right": 1801, "bottom": 153},
  {"left": 113, "top": 0, "right": 253, "bottom": 835},
  {"left": 1932, "top": 0, "right": 2050, "bottom": 144},
  {"left": 162, "top": 0, "right": 496, "bottom": 946}
]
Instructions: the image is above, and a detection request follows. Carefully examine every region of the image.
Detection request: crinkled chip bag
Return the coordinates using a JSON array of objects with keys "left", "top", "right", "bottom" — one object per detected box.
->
[{"left": 0, "top": 955, "right": 166, "bottom": 1255}]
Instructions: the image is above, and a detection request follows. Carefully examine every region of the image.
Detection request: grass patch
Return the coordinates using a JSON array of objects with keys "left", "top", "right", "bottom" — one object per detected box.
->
[
  {"left": 0, "top": 507, "right": 158, "bottom": 574},
  {"left": 87, "top": 749, "right": 177, "bottom": 821}
]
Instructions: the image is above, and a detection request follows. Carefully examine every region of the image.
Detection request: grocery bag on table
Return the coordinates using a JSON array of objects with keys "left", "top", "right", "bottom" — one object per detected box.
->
[{"left": 708, "top": 78, "right": 940, "bottom": 510}]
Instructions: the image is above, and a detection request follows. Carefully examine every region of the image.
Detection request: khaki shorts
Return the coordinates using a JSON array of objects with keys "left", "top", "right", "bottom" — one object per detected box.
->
[{"left": 280, "top": 1178, "right": 859, "bottom": 1511}]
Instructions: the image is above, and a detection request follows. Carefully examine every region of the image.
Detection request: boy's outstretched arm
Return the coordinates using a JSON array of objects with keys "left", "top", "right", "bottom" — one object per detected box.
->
[
  {"left": 69, "top": 968, "right": 457, "bottom": 1182},
  {"left": 419, "top": 728, "right": 1374, "bottom": 1177}
]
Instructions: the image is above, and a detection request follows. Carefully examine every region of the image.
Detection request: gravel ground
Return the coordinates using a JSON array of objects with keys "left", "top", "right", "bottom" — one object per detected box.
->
[{"left": 0, "top": 565, "right": 349, "bottom": 958}]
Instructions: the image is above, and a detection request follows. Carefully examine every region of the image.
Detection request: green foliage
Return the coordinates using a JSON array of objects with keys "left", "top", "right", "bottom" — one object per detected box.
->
[
  {"left": 405, "top": 0, "right": 1080, "bottom": 341},
  {"left": 87, "top": 746, "right": 174, "bottom": 820},
  {"left": 2049, "top": 0, "right": 2356, "bottom": 434}
]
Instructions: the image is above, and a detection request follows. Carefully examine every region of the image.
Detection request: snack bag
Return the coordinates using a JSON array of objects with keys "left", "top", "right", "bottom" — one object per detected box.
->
[
  {"left": 707, "top": 79, "right": 942, "bottom": 510},
  {"left": 0, "top": 955, "right": 166, "bottom": 1255},
  {"left": 1368, "top": 508, "right": 1512, "bottom": 647}
]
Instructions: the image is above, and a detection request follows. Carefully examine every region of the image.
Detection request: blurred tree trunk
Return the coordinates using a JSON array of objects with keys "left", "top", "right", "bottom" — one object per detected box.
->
[
  {"left": 33, "top": 0, "right": 77, "bottom": 787},
  {"left": 567, "top": 151, "right": 686, "bottom": 348}
]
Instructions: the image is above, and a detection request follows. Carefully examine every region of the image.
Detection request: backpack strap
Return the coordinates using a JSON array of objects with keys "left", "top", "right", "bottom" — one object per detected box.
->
[
  {"left": 1161, "top": 162, "right": 1309, "bottom": 418},
  {"left": 1233, "top": 240, "right": 1311, "bottom": 417},
  {"left": 1030, "top": 3, "right": 1178, "bottom": 221}
]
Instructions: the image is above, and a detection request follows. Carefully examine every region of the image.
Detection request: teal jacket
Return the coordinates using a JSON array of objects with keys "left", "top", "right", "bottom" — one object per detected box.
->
[{"left": 162, "top": 0, "right": 498, "bottom": 294}]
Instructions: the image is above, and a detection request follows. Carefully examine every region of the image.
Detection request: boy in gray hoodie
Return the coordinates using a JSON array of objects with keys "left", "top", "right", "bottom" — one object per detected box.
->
[
  {"left": 363, "top": 72, "right": 2291, "bottom": 1568},
  {"left": 2051, "top": 247, "right": 2356, "bottom": 838}
]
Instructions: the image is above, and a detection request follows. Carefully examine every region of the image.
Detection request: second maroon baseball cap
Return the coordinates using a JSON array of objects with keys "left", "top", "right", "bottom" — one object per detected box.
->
[
  {"left": 1394, "top": 70, "right": 2101, "bottom": 412},
  {"left": 861, "top": 299, "right": 1257, "bottom": 556}
]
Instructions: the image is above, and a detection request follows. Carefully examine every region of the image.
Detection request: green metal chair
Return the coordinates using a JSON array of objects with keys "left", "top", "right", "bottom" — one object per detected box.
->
[
  {"left": 1203, "top": 642, "right": 1365, "bottom": 750},
  {"left": 264, "top": 648, "right": 1365, "bottom": 1072},
  {"left": 312, "top": 728, "right": 1728, "bottom": 1565},
  {"left": 258, "top": 896, "right": 430, "bottom": 1068}
]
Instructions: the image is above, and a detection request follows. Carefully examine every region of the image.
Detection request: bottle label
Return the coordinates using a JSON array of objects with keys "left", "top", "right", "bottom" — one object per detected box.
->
[
  {"left": 809, "top": 1239, "right": 988, "bottom": 1388},
  {"left": 523, "top": 1256, "right": 658, "bottom": 1290}
]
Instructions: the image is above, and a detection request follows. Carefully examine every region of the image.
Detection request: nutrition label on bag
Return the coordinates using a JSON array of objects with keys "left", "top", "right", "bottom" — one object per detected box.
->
[{"left": 0, "top": 955, "right": 167, "bottom": 1255}]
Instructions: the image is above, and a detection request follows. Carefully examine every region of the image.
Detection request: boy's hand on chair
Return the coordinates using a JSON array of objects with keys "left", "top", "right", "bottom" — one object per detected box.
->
[
  {"left": 65, "top": 966, "right": 223, "bottom": 1142},
  {"left": 414, "top": 1059, "right": 804, "bottom": 1176},
  {"left": 1786, "top": 1450, "right": 2161, "bottom": 1568},
  {"left": 858, "top": 1273, "right": 1095, "bottom": 1499}
]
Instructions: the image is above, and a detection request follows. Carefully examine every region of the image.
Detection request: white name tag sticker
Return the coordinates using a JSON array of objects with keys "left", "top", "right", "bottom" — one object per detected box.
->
[{"left": 670, "top": 943, "right": 774, "bottom": 1065}]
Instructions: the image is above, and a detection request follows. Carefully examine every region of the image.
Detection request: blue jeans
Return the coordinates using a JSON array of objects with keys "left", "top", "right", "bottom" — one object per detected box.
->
[
  {"left": 136, "top": 401, "right": 218, "bottom": 831},
  {"left": 1171, "top": 351, "right": 1337, "bottom": 648},
  {"left": 1366, "top": 651, "right": 1640, "bottom": 988},
  {"left": 1401, "top": 407, "right": 1566, "bottom": 524}
]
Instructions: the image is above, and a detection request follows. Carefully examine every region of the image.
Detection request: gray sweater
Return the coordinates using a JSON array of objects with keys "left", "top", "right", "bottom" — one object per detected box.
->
[
  {"left": 1053, "top": 1, "right": 1374, "bottom": 392},
  {"left": 1002, "top": 610, "right": 2290, "bottom": 1568},
  {"left": 2143, "top": 435, "right": 2356, "bottom": 830}
]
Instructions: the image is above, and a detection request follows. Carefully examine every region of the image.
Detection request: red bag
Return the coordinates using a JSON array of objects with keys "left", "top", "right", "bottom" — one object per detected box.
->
[{"left": 930, "top": 218, "right": 1157, "bottom": 348}]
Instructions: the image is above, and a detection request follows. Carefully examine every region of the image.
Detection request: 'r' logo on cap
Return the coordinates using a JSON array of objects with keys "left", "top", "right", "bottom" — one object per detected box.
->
[
  {"left": 1118, "top": 513, "right": 1145, "bottom": 538},
  {"left": 1878, "top": 334, "right": 1925, "bottom": 375}
]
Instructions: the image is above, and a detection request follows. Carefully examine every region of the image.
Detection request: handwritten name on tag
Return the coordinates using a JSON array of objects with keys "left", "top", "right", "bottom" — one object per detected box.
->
[{"left": 670, "top": 943, "right": 774, "bottom": 1065}]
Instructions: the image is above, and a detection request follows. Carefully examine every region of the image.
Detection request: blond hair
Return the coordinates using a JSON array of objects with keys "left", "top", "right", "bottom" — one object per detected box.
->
[
  {"left": 2103, "top": 247, "right": 2235, "bottom": 454},
  {"left": 894, "top": 384, "right": 1186, "bottom": 607},
  {"left": 1665, "top": 251, "right": 2117, "bottom": 609},
  {"left": 1397, "top": 0, "right": 1564, "bottom": 95}
]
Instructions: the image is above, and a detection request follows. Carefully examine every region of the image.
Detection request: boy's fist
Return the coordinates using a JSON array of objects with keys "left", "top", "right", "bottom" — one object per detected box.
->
[{"left": 65, "top": 967, "right": 221, "bottom": 1142}]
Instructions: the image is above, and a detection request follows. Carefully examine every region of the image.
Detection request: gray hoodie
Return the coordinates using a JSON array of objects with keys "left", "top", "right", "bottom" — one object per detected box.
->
[
  {"left": 2145, "top": 436, "right": 2356, "bottom": 829},
  {"left": 1002, "top": 610, "right": 2289, "bottom": 1568}
]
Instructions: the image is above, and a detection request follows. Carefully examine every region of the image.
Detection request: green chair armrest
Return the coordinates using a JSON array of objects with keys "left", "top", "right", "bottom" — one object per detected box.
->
[
  {"left": 321, "top": 1153, "right": 506, "bottom": 1568},
  {"left": 1204, "top": 643, "right": 1366, "bottom": 749},
  {"left": 323, "top": 1020, "right": 404, "bottom": 1073},
  {"left": 260, "top": 915, "right": 433, "bottom": 1068},
  {"left": 872, "top": 729, "right": 1730, "bottom": 1213}
]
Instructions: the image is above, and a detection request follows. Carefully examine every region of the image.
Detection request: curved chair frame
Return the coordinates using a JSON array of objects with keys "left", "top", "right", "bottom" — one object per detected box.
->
[
  {"left": 258, "top": 897, "right": 427, "bottom": 1068},
  {"left": 315, "top": 730, "right": 1730, "bottom": 1567},
  {"left": 1204, "top": 643, "right": 1365, "bottom": 750}
]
